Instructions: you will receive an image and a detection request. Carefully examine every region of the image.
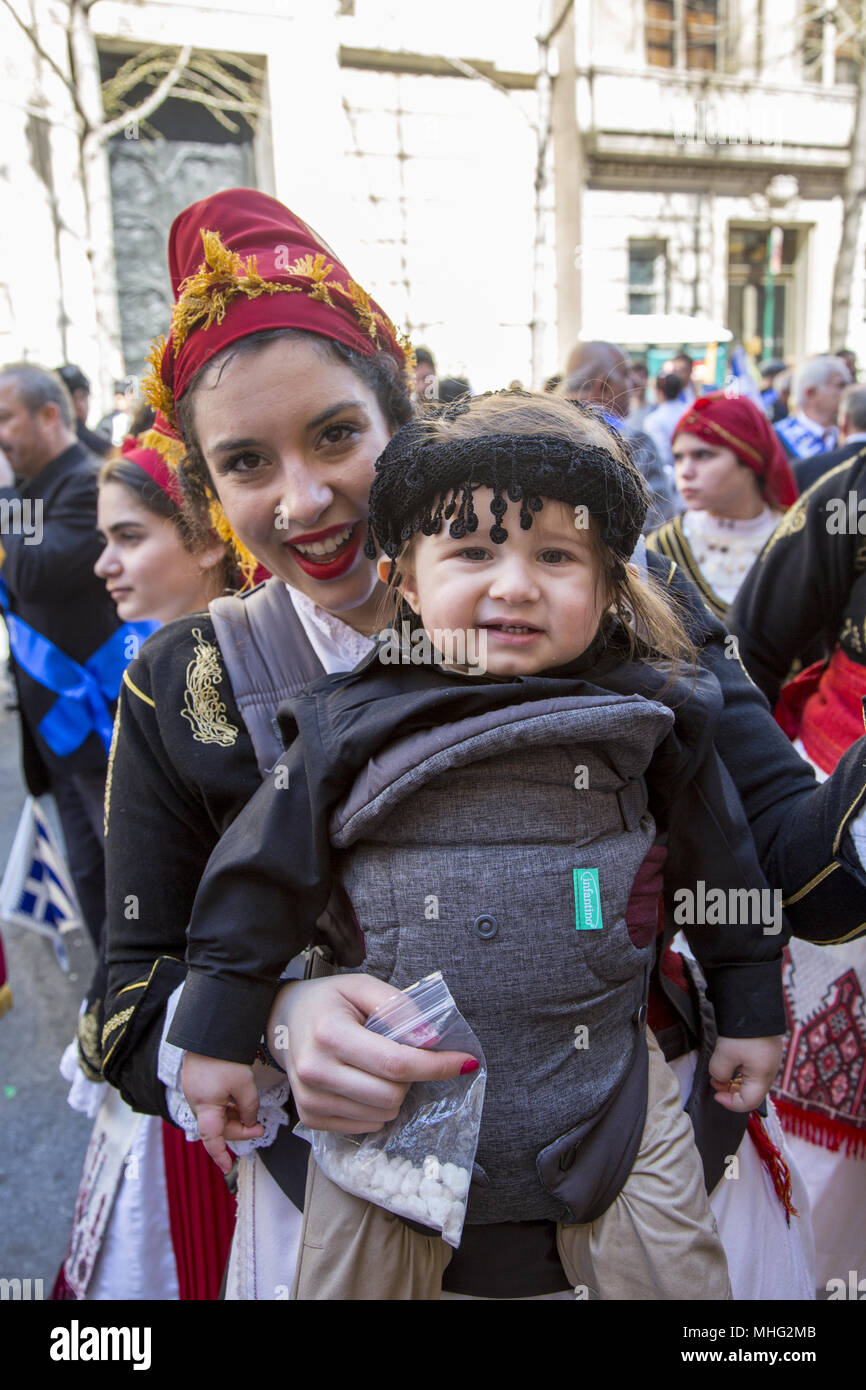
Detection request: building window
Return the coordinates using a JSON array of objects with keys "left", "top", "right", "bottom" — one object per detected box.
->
[
  {"left": 645, "top": 0, "right": 722, "bottom": 71},
  {"left": 727, "top": 224, "right": 803, "bottom": 359},
  {"left": 628, "top": 239, "right": 669, "bottom": 315},
  {"left": 802, "top": 1, "right": 861, "bottom": 85}
]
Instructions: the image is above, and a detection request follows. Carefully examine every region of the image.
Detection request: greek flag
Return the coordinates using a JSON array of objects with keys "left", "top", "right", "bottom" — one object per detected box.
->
[{"left": 0, "top": 797, "right": 83, "bottom": 970}]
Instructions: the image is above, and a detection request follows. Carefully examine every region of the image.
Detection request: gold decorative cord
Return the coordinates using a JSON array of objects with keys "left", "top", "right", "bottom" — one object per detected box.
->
[{"left": 180, "top": 627, "right": 238, "bottom": 747}]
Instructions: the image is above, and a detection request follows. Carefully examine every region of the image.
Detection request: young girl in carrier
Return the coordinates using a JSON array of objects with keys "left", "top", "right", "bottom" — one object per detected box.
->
[{"left": 172, "top": 391, "right": 787, "bottom": 1300}]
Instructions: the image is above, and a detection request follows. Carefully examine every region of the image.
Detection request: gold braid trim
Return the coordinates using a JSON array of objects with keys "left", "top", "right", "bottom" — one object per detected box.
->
[
  {"left": 104, "top": 702, "right": 122, "bottom": 838},
  {"left": 286, "top": 252, "right": 342, "bottom": 305},
  {"left": 760, "top": 495, "right": 808, "bottom": 558},
  {"left": 142, "top": 337, "right": 178, "bottom": 428},
  {"left": 679, "top": 412, "right": 764, "bottom": 467},
  {"left": 77, "top": 999, "right": 104, "bottom": 1082},
  {"left": 171, "top": 231, "right": 302, "bottom": 354},
  {"left": 181, "top": 627, "right": 239, "bottom": 746},
  {"left": 101, "top": 1005, "right": 135, "bottom": 1051}
]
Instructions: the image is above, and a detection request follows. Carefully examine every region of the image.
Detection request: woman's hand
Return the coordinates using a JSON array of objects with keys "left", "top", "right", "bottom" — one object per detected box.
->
[
  {"left": 708, "top": 1035, "right": 784, "bottom": 1113},
  {"left": 267, "top": 974, "right": 479, "bottom": 1134}
]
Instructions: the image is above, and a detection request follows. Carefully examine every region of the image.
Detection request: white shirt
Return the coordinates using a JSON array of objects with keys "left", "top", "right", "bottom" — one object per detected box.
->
[
  {"left": 794, "top": 412, "right": 838, "bottom": 451},
  {"left": 288, "top": 587, "right": 375, "bottom": 674},
  {"left": 681, "top": 507, "right": 780, "bottom": 607}
]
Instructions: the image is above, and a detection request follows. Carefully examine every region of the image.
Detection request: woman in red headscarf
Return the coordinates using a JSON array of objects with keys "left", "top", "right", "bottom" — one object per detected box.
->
[
  {"left": 646, "top": 393, "right": 798, "bottom": 619},
  {"left": 91, "top": 191, "right": 866, "bottom": 1301}
]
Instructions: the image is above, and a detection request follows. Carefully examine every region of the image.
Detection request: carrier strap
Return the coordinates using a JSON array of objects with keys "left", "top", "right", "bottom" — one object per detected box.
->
[{"left": 210, "top": 579, "right": 324, "bottom": 778}]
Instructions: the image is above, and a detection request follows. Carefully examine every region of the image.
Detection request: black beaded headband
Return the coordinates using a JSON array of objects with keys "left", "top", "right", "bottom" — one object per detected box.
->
[{"left": 366, "top": 418, "right": 648, "bottom": 567}]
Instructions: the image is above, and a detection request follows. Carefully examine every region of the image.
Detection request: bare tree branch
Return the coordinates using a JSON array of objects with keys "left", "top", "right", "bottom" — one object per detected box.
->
[
  {"left": 98, "top": 42, "right": 192, "bottom": 140},
  {"left": 100, "top": 46, "right": 176, "bottom": 108},
  {"left": 541, "top": 0, "right": 575, "bottom": 48},
  {"left": 0, "top": 0, "right": 87, "bottom": 123}
]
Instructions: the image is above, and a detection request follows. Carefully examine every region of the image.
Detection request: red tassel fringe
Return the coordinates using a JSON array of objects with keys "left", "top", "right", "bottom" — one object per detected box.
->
[
  {"left": 774, "top": 1099, "right": 866, "bottom": 1159},
  {"left": 747, "top": 1113, "right": 798, "bottom": 1225}
]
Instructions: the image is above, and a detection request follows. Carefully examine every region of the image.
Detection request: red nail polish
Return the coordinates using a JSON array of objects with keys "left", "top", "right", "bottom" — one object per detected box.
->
[{"left": 460, "top": 1059, "right": 480, "bottom": 1074}]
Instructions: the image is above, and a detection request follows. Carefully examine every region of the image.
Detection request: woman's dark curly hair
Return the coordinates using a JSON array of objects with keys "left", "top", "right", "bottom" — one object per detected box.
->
[{"left": 174, "top": 328, "right": 413, "bottom": 537}]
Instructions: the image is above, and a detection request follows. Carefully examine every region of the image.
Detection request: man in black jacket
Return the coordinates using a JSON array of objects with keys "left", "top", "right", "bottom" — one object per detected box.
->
[
  {"left": 55, "top": 364, "right": 113, "bottom": 460},
  {"left": 0, "top": 363, "right": 121, "bottom": 946}
]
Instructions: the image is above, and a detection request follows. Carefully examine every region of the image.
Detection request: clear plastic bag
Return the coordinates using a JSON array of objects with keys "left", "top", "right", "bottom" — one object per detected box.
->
[{"left": 296, "top": 971, "right": 486, "bottom": 1247}]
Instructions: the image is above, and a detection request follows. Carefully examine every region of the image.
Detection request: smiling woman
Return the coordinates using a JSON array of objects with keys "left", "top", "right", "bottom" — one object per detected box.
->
[
  {"left": 174, "top": 331, "right": 393, "bottom": 627},
  {"left": 94, "top": 188, "right": 439, "bottom": 1301}
]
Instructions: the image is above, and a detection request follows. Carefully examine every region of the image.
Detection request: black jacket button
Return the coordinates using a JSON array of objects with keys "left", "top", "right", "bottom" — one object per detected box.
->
[{"left": 472, "top": 915, "right": 498, "bottom": 940}]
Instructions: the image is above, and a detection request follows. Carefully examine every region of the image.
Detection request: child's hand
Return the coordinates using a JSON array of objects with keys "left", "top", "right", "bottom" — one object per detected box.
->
[
  {"left": 708, "top": 1035, "right": 783, "bottom": 1112},
  {"left": 181, "top": 1052, "right": 264, "bottom": 1174}
]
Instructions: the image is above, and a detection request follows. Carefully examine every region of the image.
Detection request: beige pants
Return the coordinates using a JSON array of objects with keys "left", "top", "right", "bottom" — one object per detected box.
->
[{"left": 291, "top": 1031, "right": 731, "bottom": 1300}]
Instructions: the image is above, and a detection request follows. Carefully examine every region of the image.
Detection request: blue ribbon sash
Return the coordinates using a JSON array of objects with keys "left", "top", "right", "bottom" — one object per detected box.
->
[{"left": 0, "top": 574, "right": 157, "bottom": 756}]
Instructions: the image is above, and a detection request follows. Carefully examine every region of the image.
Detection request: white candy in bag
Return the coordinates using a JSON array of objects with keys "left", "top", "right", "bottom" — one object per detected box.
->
[{"left": 296, "top": 972, "right": 486, "bottom": 1247}]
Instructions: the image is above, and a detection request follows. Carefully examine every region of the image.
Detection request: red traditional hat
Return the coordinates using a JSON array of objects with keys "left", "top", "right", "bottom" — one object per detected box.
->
[
  {"left": 144, "top": 188, "right": 412, "bottom": 432},
  {"left": 672, "top": 392, "right": 798, "bottom": 510},
  {"left": 120, "top": 434, "right": 184, "bottom": 506}
]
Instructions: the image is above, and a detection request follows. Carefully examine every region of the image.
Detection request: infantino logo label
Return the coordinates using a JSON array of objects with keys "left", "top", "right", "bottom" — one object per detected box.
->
[
  {"left": 377, "top": 621, "right": 488, "bottom": 673},
  {"left": 0, "top": 496, "right": 42, "bottom": 544},
  {"left": 49, "top": 1320, "right": 151, "bottom": 1370},
  {"left": 574, "top": 868, "right": 603, "bottom": 931},
  {"left": 673, "top": 882, "right": 782, "bottom": 935}
]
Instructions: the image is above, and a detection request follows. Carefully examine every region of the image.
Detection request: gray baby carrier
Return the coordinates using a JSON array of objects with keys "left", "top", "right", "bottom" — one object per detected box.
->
[
  {"left": 212, "top": 580, "right": 687, "bottom": 1225},
  {"left": 328, "top": 693, "right": 674, "bottom": 1225}
]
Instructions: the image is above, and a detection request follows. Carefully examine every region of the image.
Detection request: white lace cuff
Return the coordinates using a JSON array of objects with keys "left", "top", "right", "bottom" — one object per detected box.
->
[
  {"left": 158, "top": 982, "right": 292, "bottom": 1150},
  {"left": 60, "top": 1039, "right": 106, "bottom": 1118}
]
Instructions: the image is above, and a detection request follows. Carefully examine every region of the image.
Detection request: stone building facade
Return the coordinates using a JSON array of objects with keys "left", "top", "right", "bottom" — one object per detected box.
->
[{"left": 1, "top": 1, "right": 863, "bottom": 411}]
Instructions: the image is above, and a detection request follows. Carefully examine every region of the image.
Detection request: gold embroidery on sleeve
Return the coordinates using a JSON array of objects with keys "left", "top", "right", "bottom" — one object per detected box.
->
[
  {"left": 760, "top": 496, "right": 808, "bottom": 558},
  {"left": 101, "top": 1005, "right": 135, "bottom": 1051},
  {"left": 180, "top": 627, "right": 238, "bottom": 746},
  {"left": 104, "top": 703, "right": 122, "bottom": 837}
]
